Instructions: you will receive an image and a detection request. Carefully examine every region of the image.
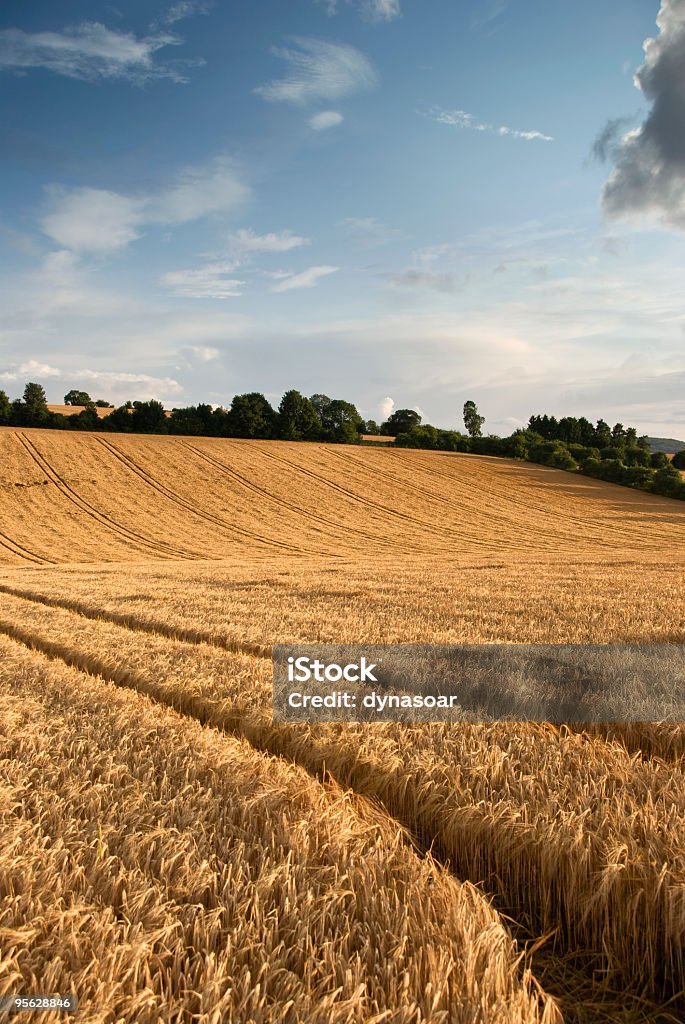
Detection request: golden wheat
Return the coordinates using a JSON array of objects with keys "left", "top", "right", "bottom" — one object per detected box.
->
[{"left": 0, "top": 633, "right": 556, "bottom": 1024}]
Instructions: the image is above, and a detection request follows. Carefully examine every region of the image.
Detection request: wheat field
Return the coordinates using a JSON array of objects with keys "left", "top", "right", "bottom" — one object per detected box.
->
[{"left": 1, "top": 426, "right": 685, "bottom": 1023}]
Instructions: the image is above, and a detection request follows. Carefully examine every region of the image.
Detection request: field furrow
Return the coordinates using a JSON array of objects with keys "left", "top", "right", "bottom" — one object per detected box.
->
[
  {"left": 0, "top": 634, "right": 556, "bottom": 1024},
  {"left": 0, "top": 591, "right": 683, "bottom": 1018}
]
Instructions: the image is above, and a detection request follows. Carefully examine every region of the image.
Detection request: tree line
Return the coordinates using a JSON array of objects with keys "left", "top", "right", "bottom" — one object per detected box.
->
[{"left": 1, "top": 382, "right": 683, "bottom": 501}]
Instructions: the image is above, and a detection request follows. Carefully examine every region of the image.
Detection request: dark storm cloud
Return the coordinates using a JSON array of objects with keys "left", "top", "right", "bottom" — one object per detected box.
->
[{"left": 602, "top": 1, "right": 685, "bottom": 228}]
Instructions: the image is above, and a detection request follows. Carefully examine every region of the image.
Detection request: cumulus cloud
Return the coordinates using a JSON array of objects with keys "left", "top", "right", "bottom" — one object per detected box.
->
[
  {"left": 591, "top": 116, "right": 634, "bottom": 163},
  {"left": 270, "top": 265, "right": 338, "bottom": 291},
  {"left": 40, "top": 157, "right": 248, "bottom": 254},
  {"left": 0, "top": 21, "right": 199, "bottom": 84},
  {"left": 380, "top": 396, "right": 394, "bottom": 419},
  {"left": 160, "top": 261, "right": 245, "bottom": 298},
  {"left": 227, "top": 228, "right": 310, "bottom": 254},
  {"left": 309, "top": 110, "right": 344, "bottom": 130},
  {"left": 255, "top": 37, "right": 376, "bottom": 105},
  {"left": 425, "top": 106, "right": 553, "bottom": 142},
  {"left": 601, "top": 0, "right": 685, "bottom": 229},
  {"left": 0, "top": 362, "right": 183, "bottom": 401}
]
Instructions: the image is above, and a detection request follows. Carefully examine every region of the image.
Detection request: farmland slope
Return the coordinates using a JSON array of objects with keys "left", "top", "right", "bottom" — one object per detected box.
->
[{"left": 1, "top": 427, "right": 684, "bottom": 565}]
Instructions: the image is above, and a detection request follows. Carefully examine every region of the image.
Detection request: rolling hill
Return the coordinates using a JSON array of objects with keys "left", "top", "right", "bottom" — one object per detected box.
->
[{"left": 1, "top": 427, "right": 684, "bottom": 566}]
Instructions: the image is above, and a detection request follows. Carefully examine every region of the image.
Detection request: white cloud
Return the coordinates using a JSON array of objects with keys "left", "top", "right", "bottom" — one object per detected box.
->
[
  {"left": 425, "top": 106, "right": 553, "bottom": 142},
  {"left": 309, "top": 110, "right": 344, "bottom": 130},
  {"left": 147, "top": 157, "right": 249, "bottom": 224},
  {"left": 316, "top": 0, "right": 401, "bottom": 22},
  {"left": 339, "top": 216, "right": 404, "bottom": 247},
  {"left": 358, "top": 0, "right": 401, "bottom": 22},
  {"left": 227, "top": 228, "right": 310, "bottom": 254},
  {"left": 388, "top": 270, "right": 467, "bottom": 294},
  {"left": 187, "top": 345, "right": 219, "bottom": 361},
  {"left": 471, "top": 0, "right": 509, "bottom": 30},
  {"left": 380, "top": 396, "right": 394, "bottom": 419},
  {"left": 0, "top": 21, "right": 198, "bottom": 84},
  {"left": 270, "top": 265, "right": 339, "bottom": 291},
  {"left": 0, "top": 361, "right": 183, "bottom": 402},
  {"left": 161, "top": 261, "right": 245, "bottom": 298},
  {"left": 40, "top": 157, "right": 248, "bottom": 255},
  {"left": 41, "top": 188, "right": 144, "bottom": 254},
  {"left": 162, "top": 1, "right": 212, "bottom": 26},
  {"left": 255, "top": 37, "right": 376, "bottom": 105}
]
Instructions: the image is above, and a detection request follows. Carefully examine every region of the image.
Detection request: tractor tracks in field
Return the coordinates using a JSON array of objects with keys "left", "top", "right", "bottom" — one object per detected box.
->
[
  {"left": 98, "top": 438, "right": 319, "bottom": 557},
  {"left": 180, "top": 440, "right": 399, "bottom": 555},
  {"left": 0, "top": 529, "right": 51, "bottom": 565},
  {"left": 15, "top": 434, "right": 196, "bottom": 562},
  {"left": 242, "top": 442, "right": 470, "bottom": 551},
  {"left": 0, "top": 597, "right": 676, "bottom": 1024},
  {"left": 0, "top": 582, "right": 270, "bottom": 659}
]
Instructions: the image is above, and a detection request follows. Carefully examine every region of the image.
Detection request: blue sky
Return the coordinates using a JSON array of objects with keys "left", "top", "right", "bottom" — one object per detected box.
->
[{"left": 1, "top": 0, "right": 684, "bottom": 436}]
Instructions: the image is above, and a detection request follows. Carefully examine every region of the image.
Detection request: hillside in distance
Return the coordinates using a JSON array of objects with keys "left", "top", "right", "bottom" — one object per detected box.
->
[
  {"left": 648, "top": 435, "right": 685, "bottom": 454},
  {"left": 1, "top": 426, "right": 684, "bottom": 566}
]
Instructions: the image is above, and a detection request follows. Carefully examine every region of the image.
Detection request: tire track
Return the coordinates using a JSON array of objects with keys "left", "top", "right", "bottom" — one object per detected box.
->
[
  {"left": 322, "top": 446, "right": 543, "bottom": 552},
  {"left": 408, "top": 449, "right": 673, "bottom": 549},
  {"left": 16, "top": 433, "right": 197, "bottom": 561},
  {"left": 0, "top": 582, "right": 270, "bottom": 659},
  {"left": 0, "top": 528, "right": 50, "bottom": 565},
  {"left": 0, "top": 620, "right": 673, "bottom": 1022},
  {"left": 182, "top": 440, "right": 399, "bottom": 553},
  {"left": 242, "top": 442, "right": 467, "bottom": 548},
  {"left": 98, "top": 437, "right": 316, "bottom": 557}
]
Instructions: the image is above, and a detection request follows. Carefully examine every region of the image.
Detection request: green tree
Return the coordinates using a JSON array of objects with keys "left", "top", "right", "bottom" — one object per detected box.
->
[
  {"left": 364, "top": 419, "right": 380, "bottom": 436},
  {"left": 311, "top": 395, "right": 363, "bottom": 443},
  {"left": 0, "top": 389, "right": 10, "bottom": 425},
  {"left": 671, "top": 450, "right": 685, "bottom": 470},
  {"left": 381, "top": 409, "right": 421, "bottom": 436},
  {"left": 463, "top": 400, "right": 485, "bottom": 438},
  {"left": 278, "top": 390, "right": 322, "bottom": 441},
  {"left": 228, "top": 393, "right": 277, "bottom": 438},
  {"left": 130, "top": 400, "right": 168, "bottom": 434},
  {"left": 94, "top": 399, "right": 114, "bottom": 408},
  {"left": 64, "top": 389, "right": 93, "bottom": 406},
  {"left": 22, "top": 382, "right": 50, "bottom": 426}
]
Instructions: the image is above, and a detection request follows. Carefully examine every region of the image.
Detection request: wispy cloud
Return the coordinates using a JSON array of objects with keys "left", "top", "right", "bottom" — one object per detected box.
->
[
  {"left": 0, "top": 21, "right": 200, "bottom": 84},
  {"left": 40, "top": 157, "right": 249, "bottom": 254},
  {"left": 255, "top": 37, "right": 376, "bottom": 105},
  {"left": 161, "top": 261, "right": 245, "bottom": 298},
  {"left": 309, "top": 110, "right": 344, "bottom": 130},
  {"left": 227, "top": 228, "right": 310, "bottom": 255},
  {"left": 162, "top": 1, "right": 213, "bottom": 26},
  {"left": 387, "top": 269, "right": 468, "bottom": 294},
  {"left": 317, "top": 0, "right": 401, "bottom": 22},
  {"left": 471, "top": 0, "right": 509, "bottom": 31},
  {"left": 601, "top": 1, "right": 685, "bottom": 230},
  {"left": 187, "top": 345, "right": 219, "bottom": 361},
  {"left": 270, "top": 265, "right": 338, "bottom": 291},
  {"left": 339, "top": 216, "right": 404, "bottom": 247},
  {"left": 425, "top": 106, "right": 553, "bottom": 142}
]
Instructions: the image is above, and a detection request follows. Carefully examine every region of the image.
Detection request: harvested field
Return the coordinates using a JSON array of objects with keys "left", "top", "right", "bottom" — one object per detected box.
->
[{"left": 1, "top": 427, "right": 684, "bottom": 1022}]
